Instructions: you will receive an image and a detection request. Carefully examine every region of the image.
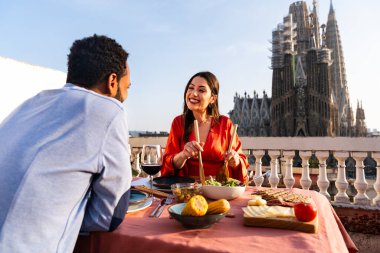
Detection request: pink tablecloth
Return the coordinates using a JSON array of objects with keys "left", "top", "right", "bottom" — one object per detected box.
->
[{"left": 74, "top": 187, "right": 358, "bottom": 253}]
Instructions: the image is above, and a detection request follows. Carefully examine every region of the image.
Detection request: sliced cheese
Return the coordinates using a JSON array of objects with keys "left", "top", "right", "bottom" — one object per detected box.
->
[
  {"left": 267, "top": 206, "right": 295, "bottom": 218},
  {"left": 243, "top": 206, "right": 271, "bottom": 217},
  {"left": 242, "top": 206, "right": 295, "bottom": 218}
]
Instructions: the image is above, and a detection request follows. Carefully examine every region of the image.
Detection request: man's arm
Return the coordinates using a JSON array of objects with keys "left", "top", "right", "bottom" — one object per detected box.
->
[{"left": 81, "top": 110, "right": 132, "bottom": 232}]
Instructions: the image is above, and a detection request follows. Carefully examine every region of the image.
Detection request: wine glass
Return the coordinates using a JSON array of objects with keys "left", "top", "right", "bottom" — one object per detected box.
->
[{"left": 140, "top": 144, "right": 162, "bottom": 198}]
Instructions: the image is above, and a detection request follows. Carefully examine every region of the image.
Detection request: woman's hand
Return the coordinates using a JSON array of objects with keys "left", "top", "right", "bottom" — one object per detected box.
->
[
  {"left": 224, "top": 150, "right": 240, "bottom": 168},
  {"left": 182, "top": 141, "right": 204, "bottom": 160},
  {"left": 173, "top": 141, "right": 204, "bottom": 170}
]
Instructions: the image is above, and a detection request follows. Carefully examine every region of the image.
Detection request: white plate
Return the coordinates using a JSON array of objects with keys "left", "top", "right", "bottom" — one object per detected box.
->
[{"left": 127, "top": 197, "right": 153, "bottom": 213}]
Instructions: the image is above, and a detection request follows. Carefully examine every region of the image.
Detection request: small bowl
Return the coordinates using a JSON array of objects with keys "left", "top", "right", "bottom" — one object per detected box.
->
[
  {"left": 168, "top": 203, "right": 226, "bottom": 229},
  {"left": 201, "top": 185, "right": 245, "bottom": 200},
  {"left": 171, "top": 182, "right": 202, "bottom": 202}
]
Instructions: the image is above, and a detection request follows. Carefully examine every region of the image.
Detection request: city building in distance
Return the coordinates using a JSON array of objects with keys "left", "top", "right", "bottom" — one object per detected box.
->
[
  {"left": 129, "top": 131, "right": 169, "bottom": 137},
  {"left": 229, "top": 0, "right": 367, "bottom": 137}
]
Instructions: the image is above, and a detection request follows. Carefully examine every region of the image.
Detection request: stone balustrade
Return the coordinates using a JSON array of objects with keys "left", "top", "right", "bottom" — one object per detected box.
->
[
  {"left": 129, "top": 136, "right": 380, "bottom": 209},
  {"left": 374, "top": 153, "right": 380, "bottom": 207}
]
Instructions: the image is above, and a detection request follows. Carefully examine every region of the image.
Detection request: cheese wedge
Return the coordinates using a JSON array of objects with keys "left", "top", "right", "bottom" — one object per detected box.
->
[
  {"left": 250, "top": 195, "right": 262, "bottom": 201},
  {"left": 248, "top": 198, "right": 267, "bottom": 206}
]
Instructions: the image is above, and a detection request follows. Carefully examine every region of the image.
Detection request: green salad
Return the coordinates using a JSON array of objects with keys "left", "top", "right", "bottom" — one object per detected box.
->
[{"left": 205, "top": 177, "right": 244, "bottom": 187}]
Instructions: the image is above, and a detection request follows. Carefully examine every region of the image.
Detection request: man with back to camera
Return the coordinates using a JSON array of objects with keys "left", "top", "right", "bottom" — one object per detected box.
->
[{"left": 0, "top": 34, "right": 132, "bottom": 253}]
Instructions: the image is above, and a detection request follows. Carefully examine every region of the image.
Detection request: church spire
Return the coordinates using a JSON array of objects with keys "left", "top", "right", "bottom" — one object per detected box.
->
[
  {"left": 328, "top": 0, "right": 336, "bottom": 22},
  {"left": 326, "top": 0, "right": 352, "bottom": 128},
  {"left": 329, "top": 0, "right": 334, "bottom": 14},
  {"left": 311, "top": 0, "right": 320, "bottom": 48}
]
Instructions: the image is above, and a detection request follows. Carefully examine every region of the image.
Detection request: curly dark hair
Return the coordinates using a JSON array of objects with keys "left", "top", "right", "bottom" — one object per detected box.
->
[
  {"left": 182, "top": 71, "right": 220, "bottom": 143},
  {"left": 66, "top": 34, "right": 129, "bottom": 88}
]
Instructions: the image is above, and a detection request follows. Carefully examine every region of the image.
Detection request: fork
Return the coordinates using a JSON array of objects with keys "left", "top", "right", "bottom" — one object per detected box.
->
[{"left": 155, "top": 195, "right": 174, "bottom": 218}]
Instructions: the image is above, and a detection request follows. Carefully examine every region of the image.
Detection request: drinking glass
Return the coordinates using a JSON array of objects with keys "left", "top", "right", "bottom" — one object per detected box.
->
[{"left": 140, "top": 144, "right": 162, "bottom": 198}]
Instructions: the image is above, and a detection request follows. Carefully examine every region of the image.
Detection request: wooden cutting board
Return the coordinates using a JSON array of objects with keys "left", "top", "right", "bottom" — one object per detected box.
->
[{"left": 243, "top": 214, "right": 318, "bottom": 233}]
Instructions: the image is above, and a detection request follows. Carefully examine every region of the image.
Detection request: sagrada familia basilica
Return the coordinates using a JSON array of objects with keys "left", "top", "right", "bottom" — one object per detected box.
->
[{"left": 229, "top": 1, "right": 367, "bottom": 137}]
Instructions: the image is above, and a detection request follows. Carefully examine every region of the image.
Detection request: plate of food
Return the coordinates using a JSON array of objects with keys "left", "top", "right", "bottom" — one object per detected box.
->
[
  {"left": 153, "top": 176, "right": 195, "bottom": 189},
  {"left": 171, "top": 182, "right": 202, "bottom": 202},
  {"left": 168, "top": 195, "right": 228, "bottom": 229}
]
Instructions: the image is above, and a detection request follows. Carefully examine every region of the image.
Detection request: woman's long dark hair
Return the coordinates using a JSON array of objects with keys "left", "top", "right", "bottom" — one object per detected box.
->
[{"left": 183, "top": 71, "right": 220, "bottom": 143}]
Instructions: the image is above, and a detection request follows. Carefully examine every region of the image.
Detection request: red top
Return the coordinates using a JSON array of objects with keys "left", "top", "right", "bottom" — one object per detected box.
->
[{"left": 161, "top": 115, "right": 248, "bottom": 183}]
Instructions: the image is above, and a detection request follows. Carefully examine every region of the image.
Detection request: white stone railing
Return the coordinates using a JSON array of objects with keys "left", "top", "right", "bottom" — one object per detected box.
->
[{"left": 129, "top": 136, "right": 380, "bottom": 209}]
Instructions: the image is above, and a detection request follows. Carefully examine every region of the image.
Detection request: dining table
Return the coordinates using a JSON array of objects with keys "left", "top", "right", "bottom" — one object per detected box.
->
[{"left": 74, "top": 183, "right": 358, "bottom": 253}]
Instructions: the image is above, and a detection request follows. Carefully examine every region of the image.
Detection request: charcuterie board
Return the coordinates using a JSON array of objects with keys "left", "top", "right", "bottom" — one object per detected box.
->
[{"left": 243, "top": 189, "right": 319, "bottom": 233}]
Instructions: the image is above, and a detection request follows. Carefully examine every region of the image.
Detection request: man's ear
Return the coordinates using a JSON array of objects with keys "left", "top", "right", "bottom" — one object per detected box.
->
[{"left": 107, "top": 73, "right": 119, "bottom": 96}]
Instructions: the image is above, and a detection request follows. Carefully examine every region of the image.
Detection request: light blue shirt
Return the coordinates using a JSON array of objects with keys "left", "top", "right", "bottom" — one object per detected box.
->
[{"left": 0, "top": 84, "right": 132, "bottom": 253}]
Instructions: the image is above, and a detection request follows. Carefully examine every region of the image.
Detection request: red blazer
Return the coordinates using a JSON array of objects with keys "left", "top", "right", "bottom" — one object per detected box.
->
[{"left": 161, "top": 115, "right": 248, "bottom": 183}]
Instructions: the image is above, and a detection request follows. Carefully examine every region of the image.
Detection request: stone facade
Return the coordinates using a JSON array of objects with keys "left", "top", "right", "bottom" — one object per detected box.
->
[
  {"left": 229, "top": 1, "right": 367, "bottom": 137},
  {"left": 229, "top": 91, "right": 271, "bottom": 137}
]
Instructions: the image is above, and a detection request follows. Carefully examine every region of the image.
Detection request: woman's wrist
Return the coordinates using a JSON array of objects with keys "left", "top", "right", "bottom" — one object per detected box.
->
[
  {"left": 173, "top": 151, "right": 188, "bottom": 169},
  {"left": 180, "top": 151, "right": 189, "bottom": 161}
]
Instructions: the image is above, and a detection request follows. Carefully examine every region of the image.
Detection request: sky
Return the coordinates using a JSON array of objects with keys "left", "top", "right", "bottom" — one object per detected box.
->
[{"left": 0, "top": 0, "right": 379, "bottom": 132}]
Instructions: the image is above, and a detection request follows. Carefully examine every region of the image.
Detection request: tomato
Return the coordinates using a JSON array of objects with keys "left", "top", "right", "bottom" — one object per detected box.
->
[{"left": 293, "top": 202, "right": 317, "bottom": 222}]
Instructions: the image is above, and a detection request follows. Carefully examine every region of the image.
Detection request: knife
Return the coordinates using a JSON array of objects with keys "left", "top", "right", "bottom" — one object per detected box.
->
[
  {"left": 155, "top": 195, "right": 173, "bottom": 218},
  {"left": 149, "top": 198, "right": 165, "bottom": 217}
]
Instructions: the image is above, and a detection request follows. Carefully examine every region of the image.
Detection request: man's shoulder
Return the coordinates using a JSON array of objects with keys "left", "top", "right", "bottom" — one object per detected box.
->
[{"left": 64, "top": 84, "right": 125, "bottom": 111}]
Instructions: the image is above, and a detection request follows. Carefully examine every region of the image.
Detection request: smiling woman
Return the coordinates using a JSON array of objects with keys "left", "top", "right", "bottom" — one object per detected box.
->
[{"left": 161, "top": 71, "right": 249, "bottom": 183}]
